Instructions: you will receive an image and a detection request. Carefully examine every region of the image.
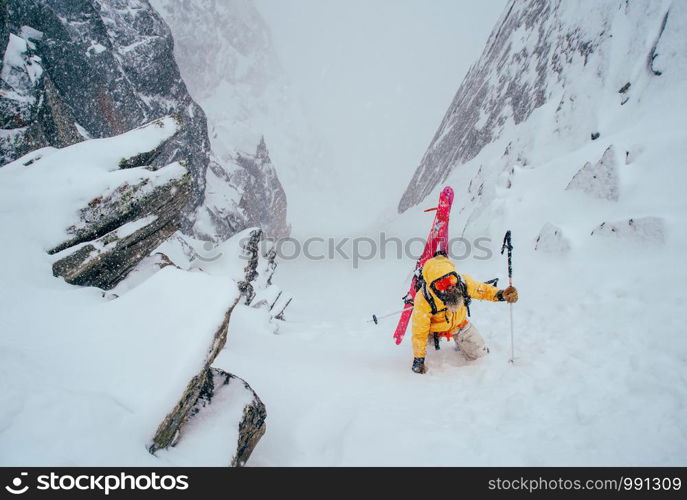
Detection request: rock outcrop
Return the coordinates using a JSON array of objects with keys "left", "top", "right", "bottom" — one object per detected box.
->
[
  {"left": 534, "top": 222, "right": 571, "bottom": 253},
  {"left": 1, "top": 0, "right": 210, "bottom": 228},
  {"left": 151, "top": 0, "right": 318, "bottom": 238},
  {"left": 2, "top": 0, "right": 289, "bottom": 244},
  {"left": 194, "top": 138, "right": 289, "bottom": 242},
  {"left": 40, "top": 116, "right": 193, "bottom": 290},
  {"left": 566, "top": 146, "right": 619, "bottom": 201},
  {"left": 50, "top": 167, "right": 192, "bottom": 290},
  {"left": 234, "top": 138, "right": 289, "bottom": 239},
  {"left": 591, "top": 217, "right": 665, "bottom": 244},
  {"left": 191, "top": 368, "right": 266, "bottom": 467}
]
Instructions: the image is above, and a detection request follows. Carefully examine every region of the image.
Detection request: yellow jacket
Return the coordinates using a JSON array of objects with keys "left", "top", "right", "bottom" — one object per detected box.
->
[{"left": 411, "top": 255, "right": 500, "bottom": 358}]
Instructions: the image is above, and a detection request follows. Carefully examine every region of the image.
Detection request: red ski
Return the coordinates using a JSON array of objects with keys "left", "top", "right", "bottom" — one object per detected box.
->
[{"left": 393, "top": 186, "right": 454, "bottom": 345}]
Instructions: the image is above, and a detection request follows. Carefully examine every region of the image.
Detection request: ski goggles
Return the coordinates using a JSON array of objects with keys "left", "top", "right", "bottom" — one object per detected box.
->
[{"left": 432, "top": 273, "right": 459, "bottom": 291}]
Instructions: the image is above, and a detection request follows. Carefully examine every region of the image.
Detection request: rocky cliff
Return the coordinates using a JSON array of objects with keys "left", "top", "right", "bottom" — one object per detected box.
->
[
  {"left": 1, "top": 0, "right": 210, "bottom": 227},
  {"left": 1, "top": 0, "right": 289, "bottom": 243},
  {"left": 151, "top": 0, "right": 318, "bottom": 238},
  {"left": 398, "top": 0, "right": 681, "bottom": 215}
]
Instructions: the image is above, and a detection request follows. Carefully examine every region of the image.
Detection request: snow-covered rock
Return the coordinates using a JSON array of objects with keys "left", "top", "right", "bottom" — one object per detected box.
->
[
  {"left": 1, "top": 0, "right": 210, "bottom": 220},
  {"left": 1, "top": 0, "right": 287, "bottom": 241},
  {"left": 591, "top": 216, "right": 665, "bottom": 245},
  {"left": 0, "top": 137, "right": 276, "bottom": 464},
  {"left": 2, "top": 116, "right": 195, "bottom": 288},
  {"left": 566, "top": 145, "right": 619, "bottom": 201},
  {"left": 398, "top": 0, "right": 682, "bottom": 214},
  {"left": 194, "top": 138, "right": 289, "bottom": 241},
  {"left": 534, "top": 222, "right": 571, "bottom": 253},
  {"left": 150, "top": 0, "right": 319, "bottom": 238},
  {"left": 148, "top": 228, "right": 277, "bottom": 463}
]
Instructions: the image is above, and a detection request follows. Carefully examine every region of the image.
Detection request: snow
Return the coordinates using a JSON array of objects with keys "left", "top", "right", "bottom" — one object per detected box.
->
[
  {"left": 1, "top": 33, "right": 43, "bottom": 91},
  {"left": 86, "top": 41, "right": 107, "bottom": 56},
  {"left": 2, "top": 0, "right": 686, "bottom": 468},
  {"left": 74, "top": 122, "right": 93, "bottom": 139},
  {"left": 209, "top": 0, "right": 687, "bottom": 466},
  {"left": 115, "top": 214, "right": 159, "bottom": 238},
  {"left": 2, "top": 34, "right": 30, "bottom": 70}
]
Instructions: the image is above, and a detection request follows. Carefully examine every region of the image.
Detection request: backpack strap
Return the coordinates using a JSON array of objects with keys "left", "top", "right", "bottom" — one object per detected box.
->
[
  {"left": 456, "top": 274, "right": 472, "bottom": 317},
  {"left": 421, "top": 280, "right": 447, "bottom": 316}
]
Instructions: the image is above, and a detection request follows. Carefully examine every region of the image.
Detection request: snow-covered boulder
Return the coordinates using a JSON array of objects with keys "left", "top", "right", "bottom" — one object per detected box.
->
[
  {"left": 169, "top": 368, "right": 266, "bottom": 467},
  {"left": 151, "top": 0, "right": 319, "bottom": 238},
  {"left": 566, "top": 146, "right": 619, "bottom": 201},
  {"left": 13, "top": 117, "right": 192, "bottom": 290},
  {"left": 534, "top": 223, "right": 571, "bottom": 253},
  {"left": 590, "top": 216, "right": 665, "bottom": 244}
]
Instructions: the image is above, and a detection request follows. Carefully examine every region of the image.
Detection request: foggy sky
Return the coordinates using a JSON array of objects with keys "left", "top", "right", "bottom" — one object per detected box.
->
[{"left": 254, "top": 0, "right": 508, "bottom": 231}]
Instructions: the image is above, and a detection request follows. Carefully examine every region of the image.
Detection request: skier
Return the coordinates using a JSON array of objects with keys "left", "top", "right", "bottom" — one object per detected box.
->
[{"left": 411, "top": 253, "right": 518, "bottom": 374}]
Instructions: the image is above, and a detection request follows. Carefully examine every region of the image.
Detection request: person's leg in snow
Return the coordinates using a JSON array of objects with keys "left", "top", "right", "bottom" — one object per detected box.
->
[{"left": 454, "top": 322, "right": 489, "bottom": 360}]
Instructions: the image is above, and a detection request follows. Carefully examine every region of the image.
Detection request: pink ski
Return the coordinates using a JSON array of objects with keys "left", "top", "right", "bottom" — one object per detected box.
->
[{"left": 393, "top": 186, "right": 454, "bottom": 345}]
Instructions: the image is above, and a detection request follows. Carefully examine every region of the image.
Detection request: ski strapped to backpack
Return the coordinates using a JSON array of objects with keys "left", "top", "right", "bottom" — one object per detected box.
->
[{"left": 392, "top": 186, "right": 454, "bottom": 345}]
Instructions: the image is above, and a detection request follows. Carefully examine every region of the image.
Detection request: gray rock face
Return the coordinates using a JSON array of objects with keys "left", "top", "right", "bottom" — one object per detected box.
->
[
  {"left": 50, "top": 164, "right": 192, "bottom": 290},
  {"left": 194, "top": 138, "right": 289, "bottom": 242},
  {"left": 566, "top": 146, "right": 619, "bottom": 201},
  {"left": 399, "top": 0, "right": 559, "bottom": 212},
  {"left": 1, "top": 0, "right": 210, "bottom": 228},
  {"left": 150, "top": 0, "right": 293, "bottom": 240},
  {"left": 397, "top": 0, "right": 673, "bottom": 213}
]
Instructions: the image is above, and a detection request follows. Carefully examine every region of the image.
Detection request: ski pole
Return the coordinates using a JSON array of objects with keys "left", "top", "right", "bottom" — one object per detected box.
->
[
  {"left": 500, "top": 230, "right": 515, "bottom": 363},
  {"left": 369, "top": 306, "right": 413, "bottom": 324}
]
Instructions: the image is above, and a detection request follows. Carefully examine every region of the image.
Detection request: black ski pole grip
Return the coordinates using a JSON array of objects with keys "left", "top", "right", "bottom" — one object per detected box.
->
[{"left": 501, "top": 230, "right": 513, "bottom": 279}]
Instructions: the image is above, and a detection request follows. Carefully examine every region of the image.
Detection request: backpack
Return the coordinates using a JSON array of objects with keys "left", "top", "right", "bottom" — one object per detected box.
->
[{"left": 413, "top": 267, "right": 499, "bottom": 318}]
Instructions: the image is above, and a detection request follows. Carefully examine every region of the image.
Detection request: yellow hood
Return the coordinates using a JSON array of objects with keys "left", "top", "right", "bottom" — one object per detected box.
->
[{"left": 422, "top": 255, "right": 457, "bottom": 306}]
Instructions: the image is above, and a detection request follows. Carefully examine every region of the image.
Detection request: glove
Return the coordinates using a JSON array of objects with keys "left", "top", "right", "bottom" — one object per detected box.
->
[
  {"left": 502, "top": 286, "right": 518, "bottom": 303},
  {"left": 412, "top": 357, "right": 426, "bottom": 374}
]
